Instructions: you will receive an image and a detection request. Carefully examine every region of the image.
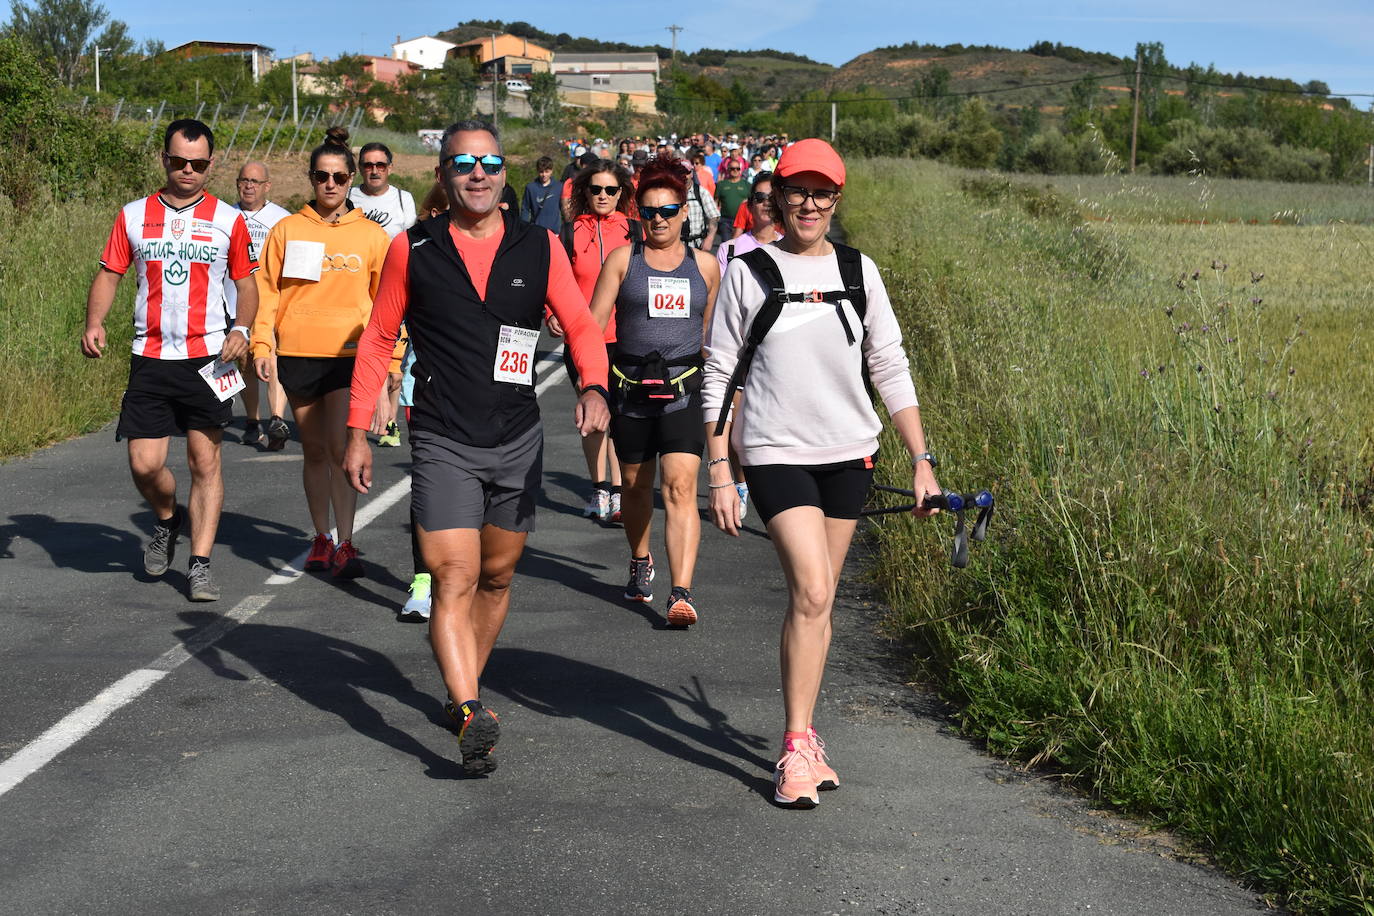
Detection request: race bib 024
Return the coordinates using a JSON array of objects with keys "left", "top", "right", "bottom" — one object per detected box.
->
[
  {"left": 647, "top": 275, "right": 691, "bottom": 319},
  {"left": 493, "top": 325, "right": 540, "bottom": 386}
]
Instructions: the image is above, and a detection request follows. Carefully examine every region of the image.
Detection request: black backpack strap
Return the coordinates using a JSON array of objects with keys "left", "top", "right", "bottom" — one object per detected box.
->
[
  {"left": 559, "top": 222, "right": 575, "bottom": 263},
  {"left": 713, "top": 248, "right": 789, "bottom": 436},
  {"left": 725, "top": 242, "right": 736, "bottom": 262},
  {"left": 833, "top": 242, "right": 866, "bottom": 325}
]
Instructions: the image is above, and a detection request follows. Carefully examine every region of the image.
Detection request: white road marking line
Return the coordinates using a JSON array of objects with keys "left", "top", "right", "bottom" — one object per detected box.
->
[
  {"left": 0, "top": 594, "right": 274, "bottom": 799},
  {"left": 0, "top": 343, "right": 574, "bottom": 799}
]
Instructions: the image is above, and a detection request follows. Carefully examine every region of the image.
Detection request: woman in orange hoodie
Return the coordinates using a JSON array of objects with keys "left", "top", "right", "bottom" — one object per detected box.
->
[{"left": 252, "top": 126, "right": 392, "bottom": 579}]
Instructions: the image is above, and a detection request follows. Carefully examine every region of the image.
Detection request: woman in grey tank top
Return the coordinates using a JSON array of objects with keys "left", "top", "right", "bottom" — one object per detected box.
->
[{"left": 590, "top": 154, "right": 720, "bottom": 628}]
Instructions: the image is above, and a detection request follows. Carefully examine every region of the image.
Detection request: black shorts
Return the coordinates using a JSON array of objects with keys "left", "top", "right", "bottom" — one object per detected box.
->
[
  {"left": 610, "top": 395, "right": 705, "bottom": 465},
  {"left": 277, "top": 356, "right": 355, "bottom": 401},
  {"left": 563, "top": 341, "right": 615, "bottom": 389},
  {"left": 116, "top": 355, "right": 232, "bottom": 440},
  {"left": 743, "top": 455, "right": 877, "bottom": 525}
]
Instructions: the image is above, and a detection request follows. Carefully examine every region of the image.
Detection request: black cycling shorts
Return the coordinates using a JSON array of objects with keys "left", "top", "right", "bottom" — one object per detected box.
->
[
  {"left": 277, "top": 355, "right": 355, "bottom": 401},
  {"left": 610, "top": 395, "right": 705, "bottom": 465},
  {"left": 116, "top": 354, "right": 232, "bottom": 440},
  {"left": 743, "top": 455, "right": 876, "bottom": 525}
]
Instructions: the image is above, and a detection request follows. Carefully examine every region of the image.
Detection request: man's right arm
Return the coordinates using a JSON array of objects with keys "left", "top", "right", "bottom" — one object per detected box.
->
[{"left": 82, "top": 268, "right": 122, "bottom": 358}]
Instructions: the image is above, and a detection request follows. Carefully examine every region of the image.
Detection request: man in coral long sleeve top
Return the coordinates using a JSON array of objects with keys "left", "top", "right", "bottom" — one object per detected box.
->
[{"left": 344, "top": 120, "right": 609, "bottom": 775}]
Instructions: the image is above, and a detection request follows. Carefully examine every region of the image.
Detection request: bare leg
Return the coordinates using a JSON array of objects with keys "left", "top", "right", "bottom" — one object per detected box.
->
[
  {"left": 658, "top": 451, "right": 701, "bottom": 588},
  {"left": 322, "top": 388, "right": 358, "bottom": 542},
  {"left": 127, "top": 437, "right": 176, "bottom": 520},
  {"left": 184, "top": 427, "right": 225, "bottom": 558},
  {"left": 288, "top": 393, "right": 332, "bottom": 536},
  {"left": 266, "top": 357, "right": 288, "bottom": 419},
  {"left": 619, "top": 459, "right": 656, "bottom": 558},
  {"left": 420, "top": 524, "right": 527, "bottom": 703},
  {"left": 766, "top": 507, "right": 859, "bottom": 733}
]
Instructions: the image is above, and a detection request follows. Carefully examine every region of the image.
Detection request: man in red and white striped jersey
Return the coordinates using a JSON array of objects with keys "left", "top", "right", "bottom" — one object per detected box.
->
[{"left": 82, "top": 118, "right": 259, "bottom": 602}]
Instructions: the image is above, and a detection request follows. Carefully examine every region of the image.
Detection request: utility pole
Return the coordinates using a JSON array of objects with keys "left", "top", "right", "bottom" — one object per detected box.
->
[
  {"left": 94, "top": 46, "right": 111, "bottom": 94},
  {"left": 292, "top": 56, "right": 299, "bottom": 124},
  {"left": 831, "top": 101, "right": 837, "bottom": 142},
  {"left": 1129, "top": 49, "right": 1142, "bottom": 174},
  {"left": 666, "top": 24, "right": 682, "bottom": 69},
  {"left": 491, "top": 32, "right": 500, "bottom": 132}
]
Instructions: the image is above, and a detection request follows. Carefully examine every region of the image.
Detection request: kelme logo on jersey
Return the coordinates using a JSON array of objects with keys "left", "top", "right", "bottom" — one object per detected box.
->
[{"left": 163, "top": 261, "right": 190, "bottom": 286}]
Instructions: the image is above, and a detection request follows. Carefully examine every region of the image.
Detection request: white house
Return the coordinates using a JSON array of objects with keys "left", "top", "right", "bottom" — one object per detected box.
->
[{"left": 391, "top": 35, "right": 457, "bottom": 70}]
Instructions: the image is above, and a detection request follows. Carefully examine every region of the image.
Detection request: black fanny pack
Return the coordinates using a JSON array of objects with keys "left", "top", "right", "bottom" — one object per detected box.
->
[{"left": 613, "top": 351, "right": 704, "bottom": 404}]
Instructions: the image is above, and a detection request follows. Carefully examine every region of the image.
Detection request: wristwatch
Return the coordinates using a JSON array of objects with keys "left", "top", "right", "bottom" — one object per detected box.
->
[
  {"left": 911, "top": 451, "right": 939, "bottom": 468},
  {"left": 581, "top": 384, "right": 610, "bottom": 403},
  {"left": 229, "top": 325, "right": 250, "bottom": 340}
]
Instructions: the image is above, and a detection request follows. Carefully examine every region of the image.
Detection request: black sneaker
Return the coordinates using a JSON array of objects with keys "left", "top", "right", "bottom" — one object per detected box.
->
[
  {"left": 446, "top": 701, "right": 500, "bottom": 775},
  {"left": 666, "top": 586, "right": 697, "bottom": 627},
  {"left": 624, "top": 554, "right": 654, "bottom": 603},
  {"left": 242, "top": 421, "right": 262, "bottom": 446},
  {"left": 187, "top": 558, "right": 220, "bottom": 602},
  {"left": 265, "top": 415, "right": 289, "bottom": 451},
  {"left": 144, "top": 513, "right": 181, "bottom": 576}
]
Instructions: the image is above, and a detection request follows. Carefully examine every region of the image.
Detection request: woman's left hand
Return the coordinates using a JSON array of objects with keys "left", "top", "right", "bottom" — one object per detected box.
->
[
  {"left": 912, "top": 461, "right": 941, "bottom": 518},
  {"left": 370, "top": 388, "right": 396, "bottom": 435}
]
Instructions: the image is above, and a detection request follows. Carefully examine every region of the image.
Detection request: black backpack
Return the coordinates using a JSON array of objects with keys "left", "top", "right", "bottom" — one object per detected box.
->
[
  {"left": 561, "top": 218, "right": 644, "bottom": 263},
  {"left": 713, "top": 243, "right": 867, "bottom": 435}
]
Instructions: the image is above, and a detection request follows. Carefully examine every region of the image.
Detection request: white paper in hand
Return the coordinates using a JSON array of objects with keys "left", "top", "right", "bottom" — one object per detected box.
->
[{"left": 282, "top": 240, "right": 325, "bottom": 282}]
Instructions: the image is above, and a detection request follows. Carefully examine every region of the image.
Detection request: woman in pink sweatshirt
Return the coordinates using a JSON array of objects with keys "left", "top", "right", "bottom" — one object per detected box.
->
[{"left": 702, "top": 139, "right": 942, "bottom": 809}]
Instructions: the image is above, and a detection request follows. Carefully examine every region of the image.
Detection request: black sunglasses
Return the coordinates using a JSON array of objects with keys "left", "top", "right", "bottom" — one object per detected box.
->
[
  {"left": 310, "top": 170, "right": 352, "bottom": 186},
  {"left": 750, "top": 192, "right": 770, "bottom": 203},
  {"left": 164, "top": 154, "right": 211, "bottom": 173},
  {"left": 589, "top": 184, "right": 621, "bottom": 197},
  {"left": 447, "top": 153, "right": 505, "bottom": 175},
  {"left": 638, "top": 204, "right": 682, "bottom": 221},
  {"left": 361, "top": 160, "right": 390, "bottom": 170}
]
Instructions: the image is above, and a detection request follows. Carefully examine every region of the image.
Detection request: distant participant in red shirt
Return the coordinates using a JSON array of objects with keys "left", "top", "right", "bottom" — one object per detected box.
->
[
  {"left": 344, "top": 120, "right": 609, "bottom": 777},
  {"left": 82, "top": 118, "right": 259, "bottom": 602}
]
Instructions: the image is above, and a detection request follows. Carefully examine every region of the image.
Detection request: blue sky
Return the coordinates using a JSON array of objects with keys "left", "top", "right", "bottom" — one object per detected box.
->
[{"left": 111, "top": 0, "right": 1374, "bottom": 102}]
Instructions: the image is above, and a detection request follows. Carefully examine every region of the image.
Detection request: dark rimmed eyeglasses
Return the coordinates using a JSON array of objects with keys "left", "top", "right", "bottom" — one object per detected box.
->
[
  {"left": 638, "top": 204, "right": 682, "bottom": 221},
  {"left": 779, "top": 185, "right": 839, "bottom": 210},
  {"left": 589, "top": 184, "right": 621, "bottom": 197},
  {"left": 750, "top": 191, "right": 770, "bottom": 203},
  {"left": 236, "top": 177, "right": 267, "bottom": 186},
  {"left": 164, "top": 154, "right": 211, "bottom": 173},
  {"left": 310, "top": 170, "right": 352, "bottom": 186},
  {"left": 447, "top": 153, "right": 506, "bottom": 175}
]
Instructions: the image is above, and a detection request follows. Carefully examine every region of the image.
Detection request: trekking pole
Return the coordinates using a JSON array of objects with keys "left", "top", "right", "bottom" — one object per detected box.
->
[{"left": 862, "top": 485, "right": 995, "bottom": 569}]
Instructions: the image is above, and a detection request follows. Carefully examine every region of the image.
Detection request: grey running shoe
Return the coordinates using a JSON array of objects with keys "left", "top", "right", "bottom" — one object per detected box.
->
[
  {"left": 242, "top": 421, "right": 262, "bottom": 446},
  {"left": 446, "top": 701, "right": 500, "bottom": 776},
  {"left": 188, "top": 559, "right": 220, "bottom": 602},
  {"left": 144, "top": 515, "right": 180, "bottom": 576},
  {"left": 265, "top": 415, "right": 290, "bottom": 452},
  {"left": 624, "top": 555, "right": 654, "bottom": 603}
]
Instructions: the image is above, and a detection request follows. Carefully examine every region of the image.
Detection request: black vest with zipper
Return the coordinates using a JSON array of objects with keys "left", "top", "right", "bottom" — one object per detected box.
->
[{"left": 404, "top": 210, "right": 551, "bottom": 448}]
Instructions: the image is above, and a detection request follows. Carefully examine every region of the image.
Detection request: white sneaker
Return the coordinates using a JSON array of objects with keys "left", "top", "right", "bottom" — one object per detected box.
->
[
  {"left": 399, "top": 573, "right": 431, "bottom": 621},
  {"left": 584, "top": 487, "right": 610, "bottom": 521},
  {"left": 609, "top": 490, "right": 622, "bottom": 523}
]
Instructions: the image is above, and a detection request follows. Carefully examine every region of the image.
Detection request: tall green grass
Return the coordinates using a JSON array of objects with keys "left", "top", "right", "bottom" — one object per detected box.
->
[
  {"left": 845, "top": 159, "right": 1374, "bottom": 912},
  {"left": 0, "top": 205, "right": 134, "bottom": 457}
]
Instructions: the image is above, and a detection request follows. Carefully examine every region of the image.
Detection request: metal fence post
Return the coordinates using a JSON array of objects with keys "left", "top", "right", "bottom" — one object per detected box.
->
[
  {"left": 79, "top": 96, "right": 88, "bottom": 112},
  {"left": 193, "top": 101, "right": 206, "bottom": 121},
  {"left": 247, "top": 105, "right": 274, "bottom": 157},
  {"left": 283, "top": 104, "right": 307, "bottom": 157},
  {"left": 263, "top": 105, "right": 291, "bottom": 159},
  {"left": 225, "top": 103, "right": 249, "bottom": 155},
  {"left": 141, "top": 99, "right": 167, "bottom": 152},
  {"left": 111, "top": 97, "right": 123, "bottom": 122},
  {"left": 210, "top": 102, "right": 222, "bottom": 128}
]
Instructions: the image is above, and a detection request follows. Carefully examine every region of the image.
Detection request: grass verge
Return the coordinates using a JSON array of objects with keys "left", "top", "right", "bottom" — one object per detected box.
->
[{"left": 844, "top": 159, "right": 1374, "bottom": 913}]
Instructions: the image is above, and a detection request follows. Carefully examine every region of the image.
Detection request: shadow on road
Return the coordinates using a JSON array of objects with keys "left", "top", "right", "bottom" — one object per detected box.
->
[
  {"left": 4, "top": 514, "right": 142, "bottom": 573},
  {"left": 483, "top": 647, "right": 774, "bottom": 793},
  {"left": 175, "top": 611, "right": 465, "bottom": 780}
]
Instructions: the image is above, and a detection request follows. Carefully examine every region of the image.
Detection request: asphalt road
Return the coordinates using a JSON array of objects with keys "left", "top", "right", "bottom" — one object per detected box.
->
[{"left": 0, "top": 347, "right": 1270, "bottom": 915}]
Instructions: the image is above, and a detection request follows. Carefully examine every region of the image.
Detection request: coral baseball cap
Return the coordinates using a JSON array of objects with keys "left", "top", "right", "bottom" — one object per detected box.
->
[{"left": 774, "top": 138, "right": 846, "bottom": 187}]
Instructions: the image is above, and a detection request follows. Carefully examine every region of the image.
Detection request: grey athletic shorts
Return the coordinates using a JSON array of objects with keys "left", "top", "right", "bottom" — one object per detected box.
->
[{"left": 410, "top": 424, "right": 543, "bottom": 533}]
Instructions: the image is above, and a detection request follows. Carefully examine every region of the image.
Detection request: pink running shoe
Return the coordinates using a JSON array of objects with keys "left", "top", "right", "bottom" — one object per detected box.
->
[
  {"left": 805, "top": 727, "right": 839, "bottom": 790},
  {"left": 774, "top": 746, "right": 819, "bottom": 808}
]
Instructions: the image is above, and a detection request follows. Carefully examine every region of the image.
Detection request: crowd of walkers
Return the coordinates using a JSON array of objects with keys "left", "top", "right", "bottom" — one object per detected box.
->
[{"left": 82, "top": 118, "right": 941, "bottom": 808}]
